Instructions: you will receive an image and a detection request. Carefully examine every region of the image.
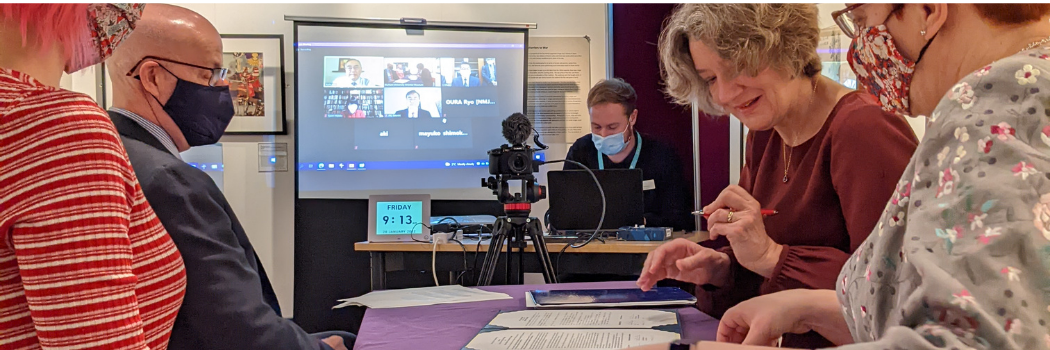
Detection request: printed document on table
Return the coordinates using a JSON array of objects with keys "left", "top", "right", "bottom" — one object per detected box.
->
[
  {"left": 462, "top": 329, "right": 679, "bottom": 350},
  {"left": 333, "top": 285, "right": 511, "bottom": 309}
]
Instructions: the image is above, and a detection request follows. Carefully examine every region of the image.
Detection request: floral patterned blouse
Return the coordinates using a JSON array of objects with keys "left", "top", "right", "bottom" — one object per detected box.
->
[{"left": 836, "top": 48, "right": 1050, "bottom": 350}]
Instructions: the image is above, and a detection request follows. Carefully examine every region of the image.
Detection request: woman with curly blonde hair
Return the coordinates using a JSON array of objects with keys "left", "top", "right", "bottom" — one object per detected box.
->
[
  {"left": 634, "top": 3, "right": 1050, "bottom": 350},
  {"left": 636, "top": 4, "right": 918, "bottom": 348}
]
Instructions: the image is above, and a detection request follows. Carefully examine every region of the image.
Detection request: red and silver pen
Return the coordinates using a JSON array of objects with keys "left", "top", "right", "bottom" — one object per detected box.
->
[{"left": 692, "top": 209, "right": 778, "bottom": 219}]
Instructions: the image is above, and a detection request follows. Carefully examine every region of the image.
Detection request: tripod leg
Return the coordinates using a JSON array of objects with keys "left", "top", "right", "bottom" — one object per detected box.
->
[
  {"left": 538, "top": 221, "right": 558, "bottom": 283},
  {"left": 527, "top": 219, "right": 558, "bottom": 284},
  {"left": 505, "top": 226, "right": 513, "bottom": 285},
  {"left": 488, "top": 235, "right": 506, "bottom": 286},
  {"left": 517, "top": 239, "right": 525, "bottom": 285},
  {"left": 480, "top": 234, "right": 502, "bottom": 286},
  {"left": 478, "top": 220, "right": 507, "bottom": 286}
]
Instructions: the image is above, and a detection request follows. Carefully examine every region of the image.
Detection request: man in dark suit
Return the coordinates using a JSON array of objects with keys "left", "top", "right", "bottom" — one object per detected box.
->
[
  {"left": 395, "top": 90, "right": 432, "bottom": 118},
  {"left": 480, "top": 58, "right": 497, "bottom": 86},
  {"left": 451, "top": 62, "right": 480, "bottom": 87},
  {"left": 105, "top": 5, "right": 353, "bottom": 350}
]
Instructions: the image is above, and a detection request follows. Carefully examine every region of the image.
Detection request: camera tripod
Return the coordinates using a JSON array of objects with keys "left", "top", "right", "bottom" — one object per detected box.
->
[{"left": 477, "top": 206, "right": 558, "bottom": 286}]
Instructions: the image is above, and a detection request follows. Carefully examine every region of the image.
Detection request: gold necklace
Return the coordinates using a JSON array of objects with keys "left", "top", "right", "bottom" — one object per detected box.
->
[
  {"left": 781, "top": 81, "right": 818, "bottom": 183},
  {"left": 782, "top": 141, "right": 792, "bottom": 183}
]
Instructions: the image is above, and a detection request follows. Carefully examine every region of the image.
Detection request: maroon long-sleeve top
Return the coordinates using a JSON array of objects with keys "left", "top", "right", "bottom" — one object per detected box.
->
[{"left": 697, "top": 92, "right": 919, "bottom": 348}]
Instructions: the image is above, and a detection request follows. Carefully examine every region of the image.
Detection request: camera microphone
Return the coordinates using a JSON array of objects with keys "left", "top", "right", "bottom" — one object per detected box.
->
[{"left": 501, "top": 113, "right": 532, "bottom": 146}]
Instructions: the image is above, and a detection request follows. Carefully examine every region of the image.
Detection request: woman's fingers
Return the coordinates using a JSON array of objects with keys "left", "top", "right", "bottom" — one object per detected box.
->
[{"left": 638, "top": 239, "right": 696, "bottom": 289}]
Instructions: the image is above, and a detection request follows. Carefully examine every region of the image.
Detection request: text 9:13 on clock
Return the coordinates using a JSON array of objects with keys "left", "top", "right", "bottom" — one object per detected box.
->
[{"left": 382, "top": 215, "right": 414, "bottom": 225}]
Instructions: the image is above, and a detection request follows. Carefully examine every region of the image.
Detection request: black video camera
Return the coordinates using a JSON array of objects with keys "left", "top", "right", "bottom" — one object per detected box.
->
[
  {"left": 481, "top": 113, "right": 547, "bottom": 208},
  {"left": 487, "top": 143, "right": 539, "bottom": 178}
]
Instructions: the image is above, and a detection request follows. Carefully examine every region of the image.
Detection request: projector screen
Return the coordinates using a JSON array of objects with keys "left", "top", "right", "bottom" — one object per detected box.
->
[{"left": 294, "top": 22, "right": 529, "bottom": 199}]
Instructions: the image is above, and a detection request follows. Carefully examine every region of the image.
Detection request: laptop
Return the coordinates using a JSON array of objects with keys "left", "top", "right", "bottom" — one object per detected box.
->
[{"left": 547, "top": 169, "right": 644, "bottom": 231}]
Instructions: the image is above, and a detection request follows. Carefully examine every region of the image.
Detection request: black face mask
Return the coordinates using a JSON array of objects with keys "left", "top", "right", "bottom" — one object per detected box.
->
[{"left": 146, "top": 67, "right": 235, "bottom": 147}]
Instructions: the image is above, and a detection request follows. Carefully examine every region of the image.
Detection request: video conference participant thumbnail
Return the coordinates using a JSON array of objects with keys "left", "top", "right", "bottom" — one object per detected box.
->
[
  {"left": 323, "top": 56, "right": 383, "bottom": 88},
  {"left": 342, "top": 100, "right": 365, "bottom": 118},
  {"left": 384, "top": 58, "right": 439, "bottom": 87},
  {"left": 439, "top": 58, "right": 496, "bottom": 88},
  {"left": 385, "top": 87, "right": 441, "bottom": 119},
  {"left": 323, "top": 89, "right": 383, "bottom": 118}
]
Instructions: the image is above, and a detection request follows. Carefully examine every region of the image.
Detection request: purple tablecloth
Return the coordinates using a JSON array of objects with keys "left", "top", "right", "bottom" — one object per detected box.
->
[{"left": 353, "top": 281, "right": 719, "bottom": 350}]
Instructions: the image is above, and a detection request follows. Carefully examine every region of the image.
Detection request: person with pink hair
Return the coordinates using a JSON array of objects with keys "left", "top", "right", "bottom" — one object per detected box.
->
[{"left": 0, "top": 4, "right": 187, "bottom": 349}]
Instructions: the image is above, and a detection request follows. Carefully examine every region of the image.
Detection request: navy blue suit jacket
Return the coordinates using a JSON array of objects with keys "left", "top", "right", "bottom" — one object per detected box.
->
[
  {"left": 451, "top": 75, "right": 480, "bottom": 87},
  {"left": 396, "top": 107, "right": 432, "bottom": 118},
  {"left": 109, "top": 111, "right": 325, "bottom": 350}
]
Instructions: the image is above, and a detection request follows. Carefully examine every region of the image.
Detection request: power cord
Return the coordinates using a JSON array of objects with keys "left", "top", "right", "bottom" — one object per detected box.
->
[
  {"left": 409, "top": 222, "right": 430, "bottom": 243},
  {"left": 432, "top": 238, "right": 439, "bottom": 286},
  {"left": 413, "top": 219, "right": 482, "bottom": 286},
  {"left": 448, "top": 238, "right": 469, "bottom": 285},
  {"left": 471, "top": 237, "right": 484, "bottom": 286}
]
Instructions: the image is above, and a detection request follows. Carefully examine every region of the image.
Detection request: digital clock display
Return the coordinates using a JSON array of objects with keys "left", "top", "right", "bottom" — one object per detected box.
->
[{"left": 375, "top": 200, "right": 424, "bottom": 235}]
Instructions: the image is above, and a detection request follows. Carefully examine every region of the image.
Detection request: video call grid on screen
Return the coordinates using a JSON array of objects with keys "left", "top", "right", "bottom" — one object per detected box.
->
[{"left": 294, "top": 23, "right": 527, "bottom": 199}]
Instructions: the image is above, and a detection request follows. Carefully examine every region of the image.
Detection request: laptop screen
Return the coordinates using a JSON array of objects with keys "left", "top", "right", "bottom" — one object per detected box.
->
[{"left": 546, "top": 169, "right": 644, "bottom": 231}]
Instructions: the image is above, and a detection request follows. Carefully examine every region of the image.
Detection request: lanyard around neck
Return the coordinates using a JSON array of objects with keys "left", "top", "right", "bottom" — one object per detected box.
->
[{"left": 598, "top": 131, "right": 642, "bottom": 170}]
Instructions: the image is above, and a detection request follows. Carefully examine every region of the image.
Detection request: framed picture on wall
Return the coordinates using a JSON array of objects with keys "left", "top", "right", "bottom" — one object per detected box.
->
[
  {"left": 221, "top": 34, "right": 287, "bottom": 135},
  {"left": 98, "top": 34, "right": 288, "bottom": 135}
]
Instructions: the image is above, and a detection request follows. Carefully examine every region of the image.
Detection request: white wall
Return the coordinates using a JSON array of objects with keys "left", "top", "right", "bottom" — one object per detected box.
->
[
  {"left": 62, "top": 3, "right": 609, "bottom": 317},
  {"left": 816, "top": 3, "right": 844, "bottom": 29}
]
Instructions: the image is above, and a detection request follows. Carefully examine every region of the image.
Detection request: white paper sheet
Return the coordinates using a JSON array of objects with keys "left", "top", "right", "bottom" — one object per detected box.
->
[
  {"left": 487, "top": 310, "right": 678, "bottom": 329},
  {"left": 463, "top": 329, "right": 679, "bottom": 350},
  {"left": 332, "top": 285, "right": 512, "bottom": 309}
]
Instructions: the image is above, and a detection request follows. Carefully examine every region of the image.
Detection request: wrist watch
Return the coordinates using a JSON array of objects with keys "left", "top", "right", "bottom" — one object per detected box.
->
[{"left": 669, "top": 340, "right": 692, "bottom": 350}]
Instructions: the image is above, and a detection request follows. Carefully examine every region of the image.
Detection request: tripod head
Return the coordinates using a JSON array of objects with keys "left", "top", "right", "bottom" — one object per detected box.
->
[{"left": 481, "top": 173, "right": 545, "bottom": 218}]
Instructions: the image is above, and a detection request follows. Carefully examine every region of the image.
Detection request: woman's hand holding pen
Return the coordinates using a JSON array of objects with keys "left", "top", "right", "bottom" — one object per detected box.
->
[
  {"left": 704, "top": 185, "right": 783, "bottom": 278},
  {"left": 636, "top": 238, "right": 730, "bottom": 291}
]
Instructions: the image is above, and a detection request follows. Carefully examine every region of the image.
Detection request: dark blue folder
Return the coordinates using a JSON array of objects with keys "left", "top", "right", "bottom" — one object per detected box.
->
[{"left": 528, "top": 287, "right": 697, "bottom": 308}]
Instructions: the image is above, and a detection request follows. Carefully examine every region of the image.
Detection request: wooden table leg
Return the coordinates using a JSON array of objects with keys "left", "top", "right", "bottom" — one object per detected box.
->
[{"left": 370, "top": 251, "right": 386, "bottom": 291}]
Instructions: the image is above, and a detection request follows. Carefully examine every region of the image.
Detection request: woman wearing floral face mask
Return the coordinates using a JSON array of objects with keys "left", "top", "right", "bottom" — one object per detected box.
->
[
  {"left": 0, "top": 4, "right": 187, "bottom": 349},
  {"left": 628, "top": 4, "right": 1050, "bottom": 350}
]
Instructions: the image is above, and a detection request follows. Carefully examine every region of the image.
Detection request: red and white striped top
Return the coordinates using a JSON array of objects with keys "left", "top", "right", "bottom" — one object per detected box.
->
[{"left": 0, "top": 68, "right": 186, "bottom": 349}]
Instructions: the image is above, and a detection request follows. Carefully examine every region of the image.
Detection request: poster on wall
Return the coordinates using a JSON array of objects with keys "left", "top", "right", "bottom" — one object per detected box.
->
[
  {"left": 527, "top": 36, "right": 591, "bottom": 143},
  {"left": 221, "top": 34, "right": 287, "bottom": 134}
]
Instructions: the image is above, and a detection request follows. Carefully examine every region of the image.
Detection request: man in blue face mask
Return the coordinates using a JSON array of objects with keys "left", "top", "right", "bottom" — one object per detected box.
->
[
  {"left": 105, "top": 4, "right": 354, "bottom": 350},
  {"left": 564, "top": 78, "right": 693, "bottom": 232}
]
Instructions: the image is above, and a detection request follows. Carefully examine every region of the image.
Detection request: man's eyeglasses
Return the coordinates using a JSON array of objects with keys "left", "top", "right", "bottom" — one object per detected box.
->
[
  {"left": 831, "top": 4, "right": 864, "bottom": 38},
  {"left": 127, "top": 56, "right": 228, "bottom": 87}
]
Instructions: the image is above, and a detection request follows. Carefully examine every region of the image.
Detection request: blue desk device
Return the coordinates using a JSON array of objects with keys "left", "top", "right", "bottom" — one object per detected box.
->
[{"left": 367, "top": 194, "right": 431, "bottom": 242}]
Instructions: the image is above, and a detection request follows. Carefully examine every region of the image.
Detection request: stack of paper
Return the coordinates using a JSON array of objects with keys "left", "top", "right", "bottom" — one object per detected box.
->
[
  {"left": 463, "top": 309, "right": 681, "bottom": 350},
  {"left": 333, "top": 285, "right": 512, "bottom": 309}
]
